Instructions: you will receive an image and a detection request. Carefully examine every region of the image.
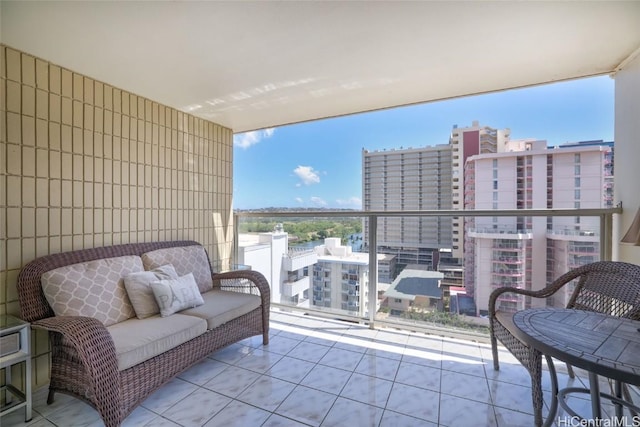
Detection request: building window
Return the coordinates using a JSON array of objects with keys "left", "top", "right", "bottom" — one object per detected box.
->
[
  {"left": 493, "top": 159, "right": 498, "bottom": 168},
  {"left": 575, "top": 153, "right": 581, "bottom": 163},
  {"left": 575, "top": 189, "right": 581, "bottom": 199},
  {"left": 493, "top": 169, "right": 498, "bottom": 179},
  {"left": 574, "top": 201, "right": 580, "bottom": 209},
  {"left": 493, "top": 192, "right": 498, "bottom": 201},
  {"left": 575, "top": 165, "right": 581, "bottom": 175},
  {"left": 493, "top": 180, "right": 498, "bottom": 190},
  {"left": 575, "top": 177, "right": 580, "bottom": 188},
  {"left": 394, "top": 298, "right": 402, "bottom": 303}
]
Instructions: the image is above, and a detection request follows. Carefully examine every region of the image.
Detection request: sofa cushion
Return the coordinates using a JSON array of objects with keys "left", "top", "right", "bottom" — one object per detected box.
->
[
  {"left": 124, "top": 264, "right": 179, "bottom": 319},
  {"left": 41, "top": 255, "right": 143, "bottom": 326},
  {"left": 142, "top": 245, "right": 213, "bottom": 293},
  {"left": 180, "top": 290, "right": 262, "bottom": 330},
  {"left": 150, "top": 273, "right": 205, "bottom": 317},
  {"left": 107, "top": 314, "right": 207, "bottom": 371}
]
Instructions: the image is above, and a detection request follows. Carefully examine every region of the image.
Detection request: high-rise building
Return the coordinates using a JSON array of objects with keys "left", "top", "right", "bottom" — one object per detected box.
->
[
  {"left": 449, "top": 121, "right": 511, "bottom": 258},
  {"left": 464, "top": 140, "right": 613, "bottom": 314},
  {"left": 362, "top": 144, "right": 452, "bottom": 268}
]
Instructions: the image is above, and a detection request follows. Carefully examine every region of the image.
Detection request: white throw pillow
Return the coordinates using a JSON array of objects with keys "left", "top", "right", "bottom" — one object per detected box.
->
[
  {"left": 124, "top": 264, "right": 179, "bottom": 319},
  {"left": 150, "top": 273, "right": 205, "bottom": 317}
]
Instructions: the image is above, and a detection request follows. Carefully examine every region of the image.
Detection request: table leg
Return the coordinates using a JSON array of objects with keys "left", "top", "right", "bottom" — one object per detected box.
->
[
  {"left": 589, "top": 372, "right": 602, "bottom": 421},
  {"left": 543, "top": 355, "right": 559, "bottom": 427},
  {"left": 614, "top": 380, "right": 623, "bottom": 420}
]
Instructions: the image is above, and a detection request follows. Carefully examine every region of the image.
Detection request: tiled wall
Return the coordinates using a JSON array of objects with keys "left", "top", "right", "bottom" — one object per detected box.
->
[{"left": 0, "top": 44, "right": 234, "bottom": 388}]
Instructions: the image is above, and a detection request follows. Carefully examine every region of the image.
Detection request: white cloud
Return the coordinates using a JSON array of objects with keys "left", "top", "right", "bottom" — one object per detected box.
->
[
  {"left": 310, "top": 196, "right": 327, "bottom": 207},
  {"left": 295, "top": 197, "right": 304, "bottom": 204},
  {"left": 336, "top": 197, "right": 362, "bottom": 208},
  {"left": 293, "top": 165, "right": 320, "bottom": 185},
  {"left": 233, "top": 128, "right": 275, "bottom": 149}
]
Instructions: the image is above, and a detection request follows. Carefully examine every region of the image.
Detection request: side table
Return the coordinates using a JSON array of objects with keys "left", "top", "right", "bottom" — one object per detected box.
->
[{"left": 0, "top": 314, "right": 32, "bottom": 422}]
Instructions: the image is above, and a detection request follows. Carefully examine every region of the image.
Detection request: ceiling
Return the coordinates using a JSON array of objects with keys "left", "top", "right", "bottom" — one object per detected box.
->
[{"left": 2, "top": 1, "right": 640, "bottom": 133}]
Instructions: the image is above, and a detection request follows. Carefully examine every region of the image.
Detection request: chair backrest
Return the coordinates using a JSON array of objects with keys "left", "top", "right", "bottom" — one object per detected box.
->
[{"left": 563, "top": 261, "right": 640, "bottom": 320}]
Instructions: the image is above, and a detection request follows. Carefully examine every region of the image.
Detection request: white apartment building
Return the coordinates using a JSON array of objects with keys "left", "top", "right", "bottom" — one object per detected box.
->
[
  {"left": 465, "top": 140, "right": 613, "bottom": 314},
  {"left": 237, "top": 226, "right": 317, "bottom": 307},
  {"left": 311, "top": 238, "right": 380, "bottom": 317}
]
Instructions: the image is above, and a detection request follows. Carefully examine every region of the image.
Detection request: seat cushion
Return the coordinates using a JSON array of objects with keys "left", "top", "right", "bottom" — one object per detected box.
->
[
  {"left": 107, "top": 314, "right": 207, "bottom": 371},
  {"left": 141, "top": 245, "right": 213, "bottom": 293},
  {"left": 41, "top": 255, "right": 144, "bottom": 326},
  {"left": 180, "top": 290, "right": 262, "bottom": 330}
]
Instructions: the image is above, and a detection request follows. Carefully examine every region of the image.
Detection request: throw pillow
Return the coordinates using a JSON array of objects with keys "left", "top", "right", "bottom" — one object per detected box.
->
[
  {"left": 141, "top": 245, "right": 214, "bottom": 293},
  {"left": 41, "top": 255, "right": 143, "bottom": 326},
  {"left": 124, "top": 264, "right": 179, "bottom": 319},
  {"left": 150, "top": 273, "right": 205, "bottom": 317}
]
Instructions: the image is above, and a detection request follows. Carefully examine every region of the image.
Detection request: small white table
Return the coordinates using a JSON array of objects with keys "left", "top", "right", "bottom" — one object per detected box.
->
[{"left": 0, "top": 314, "right": 32, "bottom": 422}]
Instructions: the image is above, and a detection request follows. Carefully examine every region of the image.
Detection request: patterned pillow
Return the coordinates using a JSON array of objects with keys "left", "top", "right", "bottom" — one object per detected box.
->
[
  {"left": 124, "top": 264, "right": 179, "bottom": 319},
  {"left": 41, "top": 255, "right": 144, "bottom": 326},
  {"left": 141, "top": 246, "right": 213, "bottom": 293},
  {"left": 150, "top": 273, "right": 205, "bottom": 317}
]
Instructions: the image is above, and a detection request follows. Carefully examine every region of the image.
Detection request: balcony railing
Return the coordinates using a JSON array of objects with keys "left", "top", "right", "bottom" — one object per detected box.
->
[{"left": 234, "top": 206, "right": 621, "bottom": 341}]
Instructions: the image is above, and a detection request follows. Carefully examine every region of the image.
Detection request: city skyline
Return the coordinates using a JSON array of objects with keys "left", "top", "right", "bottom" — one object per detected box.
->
[{"left": 233, "top": 75, "right": 614, "bottom": 210}]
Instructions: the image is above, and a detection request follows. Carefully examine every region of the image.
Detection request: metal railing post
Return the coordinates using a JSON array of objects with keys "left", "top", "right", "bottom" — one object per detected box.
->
[{"left": 368, "top": 214, "right": 377, "bottom": 328}]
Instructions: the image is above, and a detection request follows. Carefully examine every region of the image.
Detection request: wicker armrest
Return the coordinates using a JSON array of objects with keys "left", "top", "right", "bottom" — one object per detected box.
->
[
  {"left": 213, "top": 270, "right": 271, "bottom": 305},
  {"left": 32, "top": 315, "right": 120, "bottom": 408}
]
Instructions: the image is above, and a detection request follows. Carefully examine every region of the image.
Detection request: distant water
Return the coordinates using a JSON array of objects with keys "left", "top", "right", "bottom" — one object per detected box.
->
[{"left": 292, "top": 233, "right": 363, "bottom": 252}]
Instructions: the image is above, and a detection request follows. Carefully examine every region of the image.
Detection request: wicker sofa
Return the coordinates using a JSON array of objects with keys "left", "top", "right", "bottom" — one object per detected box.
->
[{"left": 17, "top": 240, "right": 270, "bottom": 427}]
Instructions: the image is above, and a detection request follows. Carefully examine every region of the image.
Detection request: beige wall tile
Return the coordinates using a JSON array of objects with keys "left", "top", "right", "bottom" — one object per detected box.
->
[
  {"left": 6, "top": 143, "right": 21, "bottom": 175},
  {"left": 22, "top": 85, "right": 35, "bottom": 117},
  {"left": 36, "top": 119, "right": 48, "bottom": 148},
  {"left": 36, "top": 89, "right": 48, "bottom": 120},
  {"left": 22, "top": 116, "right": 36, "bottom": 146},
  {"left": 84, "top": 77, "right": 93, "bottom": 104},
  {"left": 73, "top": 99, "right": 83, "bottom": 128},
  {"left": 49, "top": 179, "right": 61, "bottom": 207},
  {"left": 36, "top": 59, "right": 48, "bottom": 90},
  {"left": 73, "top": 73, "right": 83, "bottom": 100},
  {"left": 36, "top": 208, "right": 49, "bottom": 237},
  {"left": 49, "top": 93, "right": 61, "bottom": 123},
  {"left": 49, "top": 65, "right": 61, "bottom": 94},
  {"left": 61, "top": 97, "right": 72, "bottom": 125},
  {"left": 61, "top": 69, "right": 72, "bottom": 98},
  {"left": 6, "top": 80, "right": 21, "bottom": 113},
  {"left": 22, "top": 207, "right": 35, "bottom": 237},
  {"left": 21, "top": 54, "right": 35, "bottom": 87},
  {"left": 22, "top": 146, "right": 36, "bottom": 180},
  {"left": 6, "top": 48, "right": 21, "bottom": 82},
  {"left": 36, "top": 178, "right": 48, "bottom": 207}
]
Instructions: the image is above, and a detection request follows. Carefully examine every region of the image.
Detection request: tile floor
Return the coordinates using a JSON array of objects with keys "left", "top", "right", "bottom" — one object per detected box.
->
[{"left": 1, "top": 311, "right": 634, "bottom": 427}]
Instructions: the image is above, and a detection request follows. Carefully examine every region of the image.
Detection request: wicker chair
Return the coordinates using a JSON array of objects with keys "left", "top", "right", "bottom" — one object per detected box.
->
[{"left": 489, "top": 261, "right": 640, "bottom": 427}]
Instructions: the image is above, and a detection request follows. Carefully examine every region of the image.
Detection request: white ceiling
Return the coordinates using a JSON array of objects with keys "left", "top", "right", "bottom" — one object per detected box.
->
[{"left": 2, "top": 1, "right": 640, "bottom": 133}]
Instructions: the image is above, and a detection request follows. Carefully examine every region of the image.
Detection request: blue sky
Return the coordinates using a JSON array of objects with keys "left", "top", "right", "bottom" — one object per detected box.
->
[{"left": 233, "top": 76, "right": 614, "bottom": 210}]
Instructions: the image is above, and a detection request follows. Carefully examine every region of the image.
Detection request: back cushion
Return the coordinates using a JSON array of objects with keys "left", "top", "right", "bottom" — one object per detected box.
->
[
  {"left": 141, "top": 245, "right": 213, "bottom": 293},
  {"left": 41, "top": 255, "right": 144, "bottom": 326}
]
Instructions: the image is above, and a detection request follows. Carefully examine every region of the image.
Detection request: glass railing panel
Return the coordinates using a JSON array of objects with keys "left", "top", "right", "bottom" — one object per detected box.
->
[{"left": 234, "top": 209, "right": 615, "bottom": 340}]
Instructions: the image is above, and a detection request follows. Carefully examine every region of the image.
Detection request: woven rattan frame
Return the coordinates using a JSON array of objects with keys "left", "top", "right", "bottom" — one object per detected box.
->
[
  {"left": 489, "top": 261, "right": 640, "bottom": 426},
  {"left": 17, "top": 241, "right": 271, "bottom": 427}
]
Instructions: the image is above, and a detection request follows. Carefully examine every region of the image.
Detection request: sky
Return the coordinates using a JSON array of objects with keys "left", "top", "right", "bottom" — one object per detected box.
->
[{"left": 232, "top": 76, "right": 614, "bottom": 210}]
